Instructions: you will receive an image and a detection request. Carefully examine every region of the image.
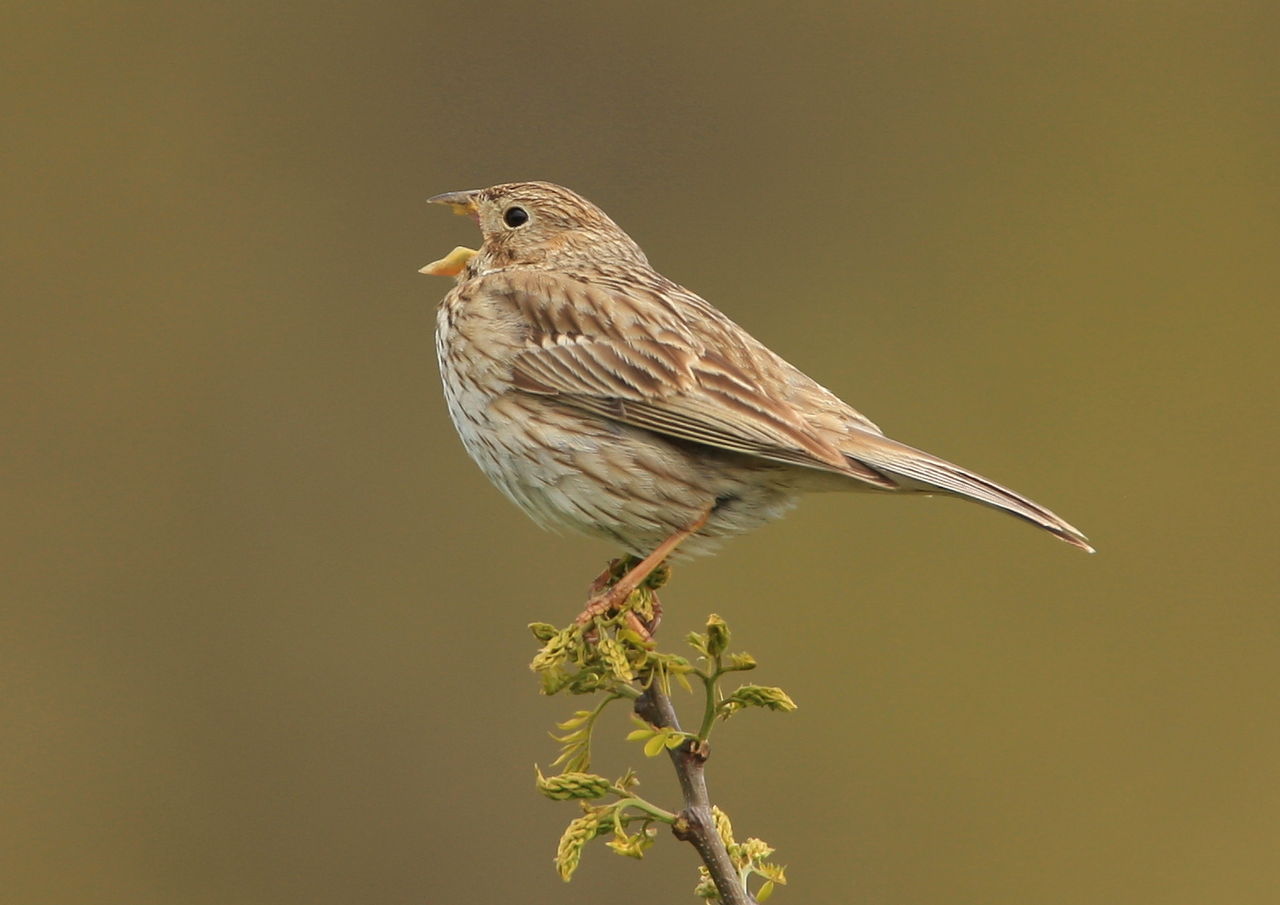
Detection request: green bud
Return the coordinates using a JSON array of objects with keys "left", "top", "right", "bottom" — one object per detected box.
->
[
  {"left": 740, "top": 837, "right": 775, "bottom": 861},
  {"left": 530, "top": 629, "right": 575, "bottom": 673},
  {"left": 529, "top": 622, "right": 559, "bottom": 642},
  {"left": 729, "top": 684, "right": 797, "bottom": 712},
  {"left": 711, "top": 805, "right": 736, "bottom": 849},
  {"left": 705, "top": 614, "right": 730, "bottom": 657},
  {"left": 555, "top": 811, "right": 602, "bottom": 881},
  {"left": 694, "top": 866, "right": 717, "bottom": 899},
  {"left": 598, "top": 637, "right": 634, "bottom": 682},
  {"left": 536, "top": 768, "right": 614, "bottom": 801}
]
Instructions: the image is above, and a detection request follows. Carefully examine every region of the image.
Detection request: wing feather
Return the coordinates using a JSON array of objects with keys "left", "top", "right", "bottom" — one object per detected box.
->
[{"left": 485, "top": 270, "right": 895, "bottom": 486}]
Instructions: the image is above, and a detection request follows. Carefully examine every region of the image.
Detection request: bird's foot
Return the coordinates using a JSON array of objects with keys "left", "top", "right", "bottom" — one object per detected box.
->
[
  {"left": 576, "top": 556, "right": 669, "bottom": 641},
  {"left": 573, "top": 509, "right": 706, "bottom": 642}
]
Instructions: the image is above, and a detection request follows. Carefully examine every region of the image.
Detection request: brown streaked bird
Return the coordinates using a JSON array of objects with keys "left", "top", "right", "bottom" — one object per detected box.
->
[{"left": 423, "top": 182, "right": 1092, "bottom": 622}]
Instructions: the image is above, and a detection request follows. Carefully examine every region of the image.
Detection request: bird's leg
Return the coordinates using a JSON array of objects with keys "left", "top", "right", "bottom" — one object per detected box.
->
[
  {"left": 578, "top": 557, "right": 659, "bottom": 640},
  {"left": 576, "top": 507, "right": 711, "bottom": 639}
]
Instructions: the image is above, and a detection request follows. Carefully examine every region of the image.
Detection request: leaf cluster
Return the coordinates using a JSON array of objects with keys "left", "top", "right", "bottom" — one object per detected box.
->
[
  {"left": 694, "top": 807, "right": 788, "bottom": 902},
  {"left": 532, "top": 604, "right": 797, "bottom": 899},
  {"left": 537, "top": 766, "right": 671, "bottom": 880}
]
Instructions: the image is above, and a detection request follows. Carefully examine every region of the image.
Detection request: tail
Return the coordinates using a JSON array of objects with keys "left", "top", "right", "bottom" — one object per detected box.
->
[{"left": 841, "top": 428, "right": 1094, "bottom": 553}]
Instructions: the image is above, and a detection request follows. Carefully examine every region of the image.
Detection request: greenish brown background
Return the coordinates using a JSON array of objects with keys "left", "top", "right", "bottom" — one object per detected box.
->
[{"left": 5, "top": 2, "right": 1277, "bottom": 903}]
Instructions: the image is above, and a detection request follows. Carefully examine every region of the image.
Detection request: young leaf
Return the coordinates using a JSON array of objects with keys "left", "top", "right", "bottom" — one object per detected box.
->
[{"left": 643, "top": 733, "right": 668, "bottom": 758}]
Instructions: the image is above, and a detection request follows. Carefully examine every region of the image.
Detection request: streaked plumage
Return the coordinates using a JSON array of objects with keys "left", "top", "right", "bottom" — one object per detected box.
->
[{"left": 425, "top": 182, "right": 1092, "bottom": 560}]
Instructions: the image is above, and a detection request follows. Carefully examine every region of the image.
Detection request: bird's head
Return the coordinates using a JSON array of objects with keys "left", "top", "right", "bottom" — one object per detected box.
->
[{"left": 421, "top": 181, "right": 649, "bottom": 278}]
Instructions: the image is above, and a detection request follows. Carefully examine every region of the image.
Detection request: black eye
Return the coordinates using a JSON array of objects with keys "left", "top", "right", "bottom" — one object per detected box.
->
[{"left": 503, "top": 206, "right": 529, "bottom": 228}]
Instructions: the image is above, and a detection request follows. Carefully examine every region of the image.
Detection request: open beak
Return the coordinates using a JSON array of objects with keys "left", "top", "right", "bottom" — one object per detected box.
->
[
  {"left": 419, "top": 245, "right": 477, "bottom": 277},
  {"left": 426, "top": 190, "right": 481, "bottom": 221},
  {"left": 421, "top": 190, "right": 481, "bottom": 277}
]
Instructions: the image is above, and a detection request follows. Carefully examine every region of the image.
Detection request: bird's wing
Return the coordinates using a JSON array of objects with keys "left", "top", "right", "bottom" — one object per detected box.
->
[{"left": 486, "top": 270, "right": 896, "bottom": 486}]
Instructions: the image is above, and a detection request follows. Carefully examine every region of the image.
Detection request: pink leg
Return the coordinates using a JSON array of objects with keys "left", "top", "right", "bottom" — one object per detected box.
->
[{"left": 575, "top": 508, "right": 711, "bottom": 638}]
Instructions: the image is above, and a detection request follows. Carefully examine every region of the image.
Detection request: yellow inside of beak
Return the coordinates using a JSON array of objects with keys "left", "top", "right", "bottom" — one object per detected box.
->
[{"left": 419, "top": 245, "right": 477, "bottom": 277}]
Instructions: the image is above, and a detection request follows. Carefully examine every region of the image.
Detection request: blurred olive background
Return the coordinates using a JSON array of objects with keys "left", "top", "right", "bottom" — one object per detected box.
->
[{"left": 5, "top": 2, "right": 1278, "bottom": 903}]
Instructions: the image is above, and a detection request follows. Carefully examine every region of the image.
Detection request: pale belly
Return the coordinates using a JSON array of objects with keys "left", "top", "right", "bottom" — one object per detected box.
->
[{"left": 437, "top": 329, "right": 802, "bottom": 557}]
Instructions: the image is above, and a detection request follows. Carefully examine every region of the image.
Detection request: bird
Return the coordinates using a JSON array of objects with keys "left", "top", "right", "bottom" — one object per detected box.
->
[{"left": 422, "top": 182, "right": 1091, "bottom": 624}]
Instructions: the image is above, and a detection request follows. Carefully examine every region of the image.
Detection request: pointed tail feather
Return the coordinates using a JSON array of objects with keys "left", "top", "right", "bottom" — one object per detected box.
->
[{"left": 842, "top": 429, "right": 1094, "bottom": 552}]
